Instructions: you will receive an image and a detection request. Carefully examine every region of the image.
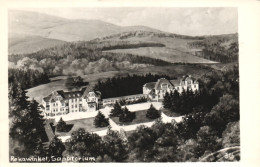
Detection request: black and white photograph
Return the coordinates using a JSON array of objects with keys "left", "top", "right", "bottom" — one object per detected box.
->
[
  {"left": 7, "top": 6, "right": 241, "bottom": 163},
  {"left": 1, "top": 1, "right": 259, "bottom": 165}
]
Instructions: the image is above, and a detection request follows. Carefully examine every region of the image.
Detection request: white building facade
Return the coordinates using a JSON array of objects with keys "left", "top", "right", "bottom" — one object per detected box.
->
[
  {"left": 42, "top": 87, "right": 101, "bottom": 119},
  {"left": 143, "top": 75, "right": 199, "bottom": 101},
  {"left": 42, "top": 75, "right": 199, "bottom": 119}
]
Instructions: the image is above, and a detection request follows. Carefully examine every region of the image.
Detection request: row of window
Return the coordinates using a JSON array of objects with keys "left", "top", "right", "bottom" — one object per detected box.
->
[
  {"left": 71, "top": 104, "right": 82, "bottom": 108},
  {"left": 71, "top": 98, "right": 82, "bottom": 102},
  {"left": 46, "top": 109, "right": 87, "bottom": 116},
  {"left": 103, "top": 96, "right": 146, "bottom": 103}
]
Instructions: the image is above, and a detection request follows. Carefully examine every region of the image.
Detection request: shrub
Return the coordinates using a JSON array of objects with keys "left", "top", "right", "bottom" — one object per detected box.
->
[
  {"left": 119, "top": 107, "right": 136, "bottom": 123},
  {"left": 56, "top": 118, "right": 68, "bottom": 132},
  {"left": 109, "top": 102, "right": 123, "bottom": 117},
  {"left": 94, "top": 111, "right": 109, "bottom": 128},
  {"left": 146, "top": 104, "right": 161, "bottom": 119}
]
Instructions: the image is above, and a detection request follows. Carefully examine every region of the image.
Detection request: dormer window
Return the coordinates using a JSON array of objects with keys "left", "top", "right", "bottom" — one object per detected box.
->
[{"left": 161, "top": 83, "right": 168, "bottom": 89}]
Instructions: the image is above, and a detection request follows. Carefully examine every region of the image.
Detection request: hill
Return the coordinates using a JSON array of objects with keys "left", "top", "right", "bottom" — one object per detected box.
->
[
  {"left": 8, "top": 10, "right": 161, "bottom": 53},
  {"left": 9, "top": 34, "right": 67, "bottom": 54},
  {"left": 97, "top": 31, "right": 238, "bottom": 63}
]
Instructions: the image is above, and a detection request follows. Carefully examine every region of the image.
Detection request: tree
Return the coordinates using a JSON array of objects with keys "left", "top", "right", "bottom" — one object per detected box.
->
[
  {"left": 127, "top": 125, "right": 158, "bottom": 162},
  {"left": 73, "top": 76, "right": 84, "bottom": 87},
  {"left": 94, "top": 111, "right": 109, "bottom": 128},
  {"left": 9, "top": 93, "right": 46, "bottom": 157},
  {"left": 56, "top": 117, "right": 68, "bottom": 132},
  {"left": 205, "top": 94, "right": 239, "bottom": 134},
  {"left": 222, "top": 121, "right": 240, "bottom": 148},
  {"left": 176, "top": 139, "right": 199, "bottom": 162},
  {"left": 119, "top": 107, "right": 136, "bottom": 123},
  {"left": 65, "top": 76, "right": 74, "bottom": 88},
  {"left": 146, "top": 104, "right": 161, "bottom": 119},
  {"left": 48, "top": 136, "right": 65, "bottom": 162},
  {"left": 102, "top": 130, "right": 128, "bottom": 162},
  {"left": 175, "top": 113, "right": 205, "bottom": 140},
  {"left": 109, "top": 102, "right": 122, "bottom": 117},
  {"left": 163, "top": 91, "right": 171, "bottom": 109},
  {"left": 195, "top": 126, "right": 221, "bottom": 157},
  {"left": 64, "top": 128, "right": 105, "bottom": 160}
]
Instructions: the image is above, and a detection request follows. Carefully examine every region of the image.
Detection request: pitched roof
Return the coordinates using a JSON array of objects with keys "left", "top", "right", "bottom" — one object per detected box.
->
[
  {"left": 144, "top": 82, "right": 156, "bottom": 89},
  {"left": 63, "top": 90, "right": 83, "bottom": 99},
  {"left": 181, "top": 75, "right": 196, "bottom": 82},
  {"left": 170, "top": 79, "right": 180, "bottom": 86},
  {"left": 43, "top": 94, "right": 52, "bottom": 102},
  {"left": 94, "top": 91, "right": 102, "bottom": 96},
  {"left": 154, "top": 78, "right": 174, "bottom": 90}
]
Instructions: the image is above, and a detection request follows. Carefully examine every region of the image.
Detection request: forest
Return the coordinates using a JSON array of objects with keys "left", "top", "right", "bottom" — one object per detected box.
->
[
  {"left": 188, "top": 34, "right": 238, "bottom": 63},
  {"left": 8, "top": 41, "right": 172, "bottom": 76},
  {"left": 8, "top": 68, "right": 50, "bottom": 90},
  {"left": 93, "top": 73, "right": 171, "bottom": 98},
  {"left": 9, "top": 64, "right": 239, "bottom": 162},
  {"left": 96, "top": 30, "right": 205, "bottom": 41}
]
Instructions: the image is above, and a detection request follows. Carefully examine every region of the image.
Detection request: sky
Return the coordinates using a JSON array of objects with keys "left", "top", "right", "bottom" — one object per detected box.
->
[{"left": 26, "top": 7, "right": 238, "bottom": 36}]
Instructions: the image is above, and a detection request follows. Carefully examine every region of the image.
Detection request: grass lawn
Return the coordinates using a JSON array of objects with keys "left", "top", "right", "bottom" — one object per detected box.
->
[
  {"left": 161, "top": 108, "right": 181, "bottom": 117},
  {"left": 110, "top": 109, "right": 158, "bottom": 126},
  {"left": 55, "top": 117, "right": 108, "bottom": 136}
]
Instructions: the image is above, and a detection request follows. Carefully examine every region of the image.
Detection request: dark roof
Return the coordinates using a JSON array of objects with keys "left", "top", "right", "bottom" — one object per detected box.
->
[
  {"left": 63, "top": 90, "right": 83, "bottom": 99},
  {"left": 154, "top": 78, "right": 174, "bottom": 90},
  {"left": 56, "top": 90, "right": 65, "bottom": 98},
  {"left": 94, "top": 91, "right": 102, "bottom": 96},
  {"left": 42, "top": 87, "right": 101, "bottom": 102},
  {"left": 149, "top": 89, "right": 156, "bottom": 96},
  {"left": 181, "top": 75, "right": 196, "bottom": 81},
  {"left": 170, "top": 79, "right": 180, "bottom": 86},
  {"left": 43, "top": 94, "right": 52, "bottom": 102},
  {"left": 144, "top": 82, "right": 156, "bottom": 89}
]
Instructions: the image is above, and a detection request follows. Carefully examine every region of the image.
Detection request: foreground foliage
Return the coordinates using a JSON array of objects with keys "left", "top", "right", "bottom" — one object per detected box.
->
[{"left": 8, "top": 65, "right": 239, "bottom": 162}]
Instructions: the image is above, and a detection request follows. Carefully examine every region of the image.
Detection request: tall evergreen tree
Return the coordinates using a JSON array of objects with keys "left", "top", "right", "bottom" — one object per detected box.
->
[
  {"left": 119, "top": 107, "right": 136, "bottom": 123},
  {"left": 163, "top": 92, "right": 171, "bottom": 109},
  {"left": 146, "top": 104, "right": 161, "bottom": 119},
  {"left": 9, "top": 83, "right": 46, "bottom": 157},
  {"left": 109, "top": 102, "right": 122, "bottom": 117},
  {"left": 94, "top": 111, "right": 109, "bottom": 128},
  {"left": 56, "top": 117, "right": 67, "bottom": 132}
]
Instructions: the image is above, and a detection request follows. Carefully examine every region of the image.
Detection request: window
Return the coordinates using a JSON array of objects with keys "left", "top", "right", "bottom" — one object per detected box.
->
[
  {"left": 79, "top": 98, "right": 82, "bottom": 101},
  {"left": 161, "top": 83, "right": 168, "bottom": 89},
  {"left": 75, "top": 104, "right": 77, "bottom": 108},
  {"left": 72, "top": 105, "right": 74, "bottom": 108}
]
